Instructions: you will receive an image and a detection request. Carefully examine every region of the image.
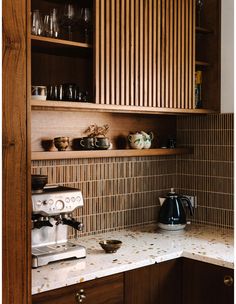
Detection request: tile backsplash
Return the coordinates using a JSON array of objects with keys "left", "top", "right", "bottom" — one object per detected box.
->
[
  {"left": 32, "top": 156, "right": 176, "bottom": 237},
  {"left": 31, "top": 113, "right": 234, "bottom": 236},
  {"left": 176, "top": 113, "right": 234, "bottom": 229}
]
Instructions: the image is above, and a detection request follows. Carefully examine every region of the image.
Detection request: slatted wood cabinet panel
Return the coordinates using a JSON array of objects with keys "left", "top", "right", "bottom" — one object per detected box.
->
[{"left": 95, "top": 0, "right": 195, "bottom": 109}]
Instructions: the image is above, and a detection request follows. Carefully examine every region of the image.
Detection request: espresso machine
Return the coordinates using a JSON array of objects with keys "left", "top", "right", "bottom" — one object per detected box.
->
[{"left": 31, "top": 182, "right": 86, "bottom": 268}]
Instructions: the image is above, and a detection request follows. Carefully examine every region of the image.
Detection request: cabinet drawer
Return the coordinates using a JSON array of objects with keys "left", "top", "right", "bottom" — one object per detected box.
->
[{"left": 32, "top": 273, "right": 124, "bottom": 304}]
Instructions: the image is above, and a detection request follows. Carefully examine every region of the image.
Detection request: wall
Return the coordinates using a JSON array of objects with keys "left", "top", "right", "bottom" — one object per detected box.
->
[
  {"left": 176, "top": 113, "right": 233, "bottom": 228},
  {"left": 32, "top": 114, "right": 234, "bottom": 236},
  {"left": 221, "top": 0, "right": 234, "bottom": 113}
]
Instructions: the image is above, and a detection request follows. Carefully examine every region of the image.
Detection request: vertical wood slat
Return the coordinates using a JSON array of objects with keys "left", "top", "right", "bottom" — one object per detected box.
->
[
  {"left": 126, "top": 0, "right": 130, "bottom": 105},
  {"left": 95, "top": 0, "right": 194, "bottom": 109},
  {"left": 116, "top": 0, "right": 120, "bottom": 105},
  {"left": 161, "top": 0, "right": 165, "bottom": 107},
  {"left": 173, "top": 0, "right": 177, "bottom": 108},
  {"left": 134, "top": 0, "right": 139, "bottom": 105},
  {"left": 100, "top": 0, "right": 105, "bottom": 104},
  {"left": 177, "top": 0, "right": 181, "bottom": 108},
  {"left": 185, "top": 0, "right": 189, "bottom": 108},
  {"left": 139, "top": 0, "right": 144, "bottom": 106},
  {"left": 105, "top": 0, "right": 110, "bottom": 104},
  {"left": 121, "top": 0, "right": 125, "bottom": 105},
  {"left": 110, "top": 0, "right": 115, "bottom": 105},
  {"left": 130, "top": 0, "right": 135, "bottom": 105},
  {"left": 165, "top": 0, "right": 169, "bottom": 107},
  {"left": 157, "top": 0, "right": 161, "bottom": 107},
  {"left": 148, "top": 0, "right": 153, "bottom": 107},
  {"left": 144, "top": 0, "right": 148, "bottom": 107},
  {"left": 169, "top": 0, "right": 173, "bottom": 108},
  {"left": 95, "top": 0, "right": 100, "bottom": 104},
  {"left": 152, "top": 0, "right": 157, "bottom": 107},
  {"left": 181, "top": 0, "right": 185, "bottom": 108}
]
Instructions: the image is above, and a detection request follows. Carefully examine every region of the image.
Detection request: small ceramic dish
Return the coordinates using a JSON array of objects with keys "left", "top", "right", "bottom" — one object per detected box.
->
[
  {"left": 54, "top": 137, "right": 70, "bottom": 151},
  {"left": 31, "top": 174, "right": 48, "bottom": 192},
  {"left": 99, "top": 240, "right": 122, "bottom": 253}
]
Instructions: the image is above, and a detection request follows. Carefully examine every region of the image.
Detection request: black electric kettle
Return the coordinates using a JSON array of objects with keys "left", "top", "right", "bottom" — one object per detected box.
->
[{"left": 158, "top": 188, "right": 194, "bottom": 231}]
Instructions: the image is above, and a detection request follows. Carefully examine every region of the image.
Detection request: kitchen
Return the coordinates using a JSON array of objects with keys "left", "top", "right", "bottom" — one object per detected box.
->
[{"left": 2, "top": 0, "right": 234, "bottom": 303}]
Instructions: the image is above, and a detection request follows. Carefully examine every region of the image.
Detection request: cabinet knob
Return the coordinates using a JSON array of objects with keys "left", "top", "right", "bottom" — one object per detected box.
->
[
  {"left": 75, "top": 289, "right": 86, "bottom": 303},
  {"left": 224, "top": 275, "right": 233, "bottom": 287}
]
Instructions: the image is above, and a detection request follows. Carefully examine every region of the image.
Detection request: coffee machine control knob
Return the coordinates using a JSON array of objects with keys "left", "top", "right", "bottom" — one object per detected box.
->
[
  {"left": 48, "top": 199, "right": 54, "bottom": 205},
  {"left": 55, "top": 200, "right": 65, "bottom": 211},
  {"left": 36, "top": 200, "right": 43, "bottom": 207}
]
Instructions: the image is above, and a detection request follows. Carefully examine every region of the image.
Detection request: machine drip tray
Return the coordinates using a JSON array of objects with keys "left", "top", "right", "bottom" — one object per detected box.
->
[{"left": 32, "top": 241, "right": 86, "bottom": 268}]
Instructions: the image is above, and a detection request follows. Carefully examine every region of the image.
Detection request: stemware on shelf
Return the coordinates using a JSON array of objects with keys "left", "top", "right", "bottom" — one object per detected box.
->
[
  {"left": 31, "top": 9, "right": 43, "bottom": 36},
  {"left": 61, "top": 3, "right": 76, "bottom": 41},
  {"left": 80, "top": 7, "right": 92, "bottom": 43},
  {"left": 196, "top": 0, "right": 204, "bottom": 27}
]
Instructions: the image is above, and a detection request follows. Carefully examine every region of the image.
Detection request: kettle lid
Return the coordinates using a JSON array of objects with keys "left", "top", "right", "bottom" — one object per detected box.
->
[{"left": 166, "top": 188, "right": 178, "bottom": 198}]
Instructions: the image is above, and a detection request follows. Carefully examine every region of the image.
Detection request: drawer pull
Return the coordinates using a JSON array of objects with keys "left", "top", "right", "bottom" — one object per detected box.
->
[
  {"left": 224, "top": 275, "right": 233, "bottom": 286},
  {"left": 75, "top": 289, "right": 86, "bottom": 303}
]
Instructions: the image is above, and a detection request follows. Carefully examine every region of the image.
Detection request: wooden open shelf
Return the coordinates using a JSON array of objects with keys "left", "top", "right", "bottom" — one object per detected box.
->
[
  {"left": 31, "top": 99, "right": 217, "bottom": 115},
  {"left": 196, "top": 26, "right": 213, "bottom": 34},
  {"left": 195, "top": 61, "right": 210, "bottom": 67},
  {"left": 31, "top": 35, "right": 92, "bottom": 50},
  {"left": 31, "top": 148, "right": 192, "bottom": 160}
]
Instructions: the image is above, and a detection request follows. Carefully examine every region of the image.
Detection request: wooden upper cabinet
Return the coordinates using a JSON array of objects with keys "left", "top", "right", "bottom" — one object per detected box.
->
[{"left": 95, "top": 0, "right": 195, "bottom": 109}]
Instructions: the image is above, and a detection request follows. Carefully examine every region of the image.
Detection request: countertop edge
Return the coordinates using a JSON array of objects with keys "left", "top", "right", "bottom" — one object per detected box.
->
[{"left": 32, "top": 250, "right": 233, "bottom": 295}]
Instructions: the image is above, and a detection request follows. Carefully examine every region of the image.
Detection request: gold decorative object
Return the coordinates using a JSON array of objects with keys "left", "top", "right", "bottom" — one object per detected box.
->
[{"left": 84, "top": 124, "right": 109, "bottom": 138}]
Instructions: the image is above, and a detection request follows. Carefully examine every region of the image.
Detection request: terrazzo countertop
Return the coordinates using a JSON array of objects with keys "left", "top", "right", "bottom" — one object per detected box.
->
[{"left": 32, "top": 224, "right": 234, "bottom": 295}]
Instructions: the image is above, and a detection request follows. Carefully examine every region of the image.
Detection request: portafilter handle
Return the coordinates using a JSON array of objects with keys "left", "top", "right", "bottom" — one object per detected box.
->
[
  {"left": 62, "top": 217, "right": 84, "bottom": 231},
  {"left": 32, "top": 217, "right": 53, "bottom": 229}
]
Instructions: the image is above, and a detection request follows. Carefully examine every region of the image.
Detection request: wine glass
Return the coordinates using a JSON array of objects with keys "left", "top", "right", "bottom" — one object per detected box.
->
[
  {"left": 196, "top": 0, "right": 203, "bottom": 27},
  {"left": 80, "top": 8, "right": 92, "bottom": 43},
  {"left": 61, "top": 3, "right": 76, "bottom": 41}
]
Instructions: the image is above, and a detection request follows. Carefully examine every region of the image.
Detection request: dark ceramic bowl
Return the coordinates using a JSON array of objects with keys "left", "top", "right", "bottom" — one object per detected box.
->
[
  {"left": 31, "top": 174, "right": 48, "bottom": 192},
  {"left": 99, "top": 240, "right": 122, "bottom": 253}
]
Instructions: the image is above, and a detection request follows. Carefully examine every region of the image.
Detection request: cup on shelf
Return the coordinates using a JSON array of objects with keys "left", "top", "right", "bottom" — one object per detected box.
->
[
  {"left": 50, "top": 8, "right": 60, "bottom": 38},
  {"left": 41, "top": 138, "right": 54, "bottom": 151},
  {"left": 62, "top": 83, "right": 77, "bottom": 101},
  {"left": 71, "top": 138, "right": 83, "bottom": 150},
  {"left": 94, "top": 137, "right": 111, "bottom": 150},
  {"left": 46, "top": 83, "right": 81, "bottom": 101},
  {"left": 31, "top": 10, "right": 44, "bottom": 36},
  {"left": 54, "top": 137, "right": 70, "bottom": 151},
  {"left": 79, "top": 137, "right": 95, "bottom": 150},
  {"left": 32, "top": 86, "right": 47, "bottom": 100}
]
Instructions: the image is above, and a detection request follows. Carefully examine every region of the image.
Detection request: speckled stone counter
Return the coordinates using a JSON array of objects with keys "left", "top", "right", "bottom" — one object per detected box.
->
[{"left": 32, "top": 224, "right": 234, "bottom": 295}]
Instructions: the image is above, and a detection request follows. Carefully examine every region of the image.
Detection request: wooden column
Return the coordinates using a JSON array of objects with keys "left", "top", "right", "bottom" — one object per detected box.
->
[
  {"left": 2, "top": 0, "right": 31, "bottom": 303},
  {"left": 95, "top": 0, "right": 195, "bottom": 109}
]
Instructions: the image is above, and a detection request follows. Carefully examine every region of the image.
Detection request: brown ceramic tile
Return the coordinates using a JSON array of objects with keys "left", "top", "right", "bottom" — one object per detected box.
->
[{"left": 32, "top": 114, "right": 234, "bottom": 234}]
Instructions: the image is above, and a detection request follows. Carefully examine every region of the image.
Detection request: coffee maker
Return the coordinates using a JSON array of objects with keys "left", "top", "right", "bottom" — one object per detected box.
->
[{"left": 31, "top": 184, "right": 86, "bottom": 268}]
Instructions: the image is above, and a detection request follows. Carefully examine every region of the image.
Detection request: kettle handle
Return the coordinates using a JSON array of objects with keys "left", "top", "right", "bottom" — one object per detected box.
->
[{"left": 181, "top": 196, "right": 194, "bottom": 216}]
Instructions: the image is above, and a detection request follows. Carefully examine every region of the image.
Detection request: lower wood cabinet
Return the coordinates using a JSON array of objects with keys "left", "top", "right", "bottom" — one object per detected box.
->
[
  {"left": 182, "top": 259, "right": 234, "bottom": 304},
  {"left": 32, "top": 273, "right": 124, "bottom": 304},
  {"left": 32, "top": 259, "right": 234, "bottom": 304},
  {"left": 124, "top": 259, "right": 182, "bottom": 304}
]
